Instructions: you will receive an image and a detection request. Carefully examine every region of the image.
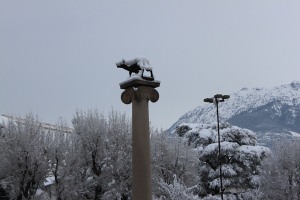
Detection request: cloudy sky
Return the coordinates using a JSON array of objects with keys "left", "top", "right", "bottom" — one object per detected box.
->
[{"left": 1, "top": 1, "right": 300, "bottom": 129}]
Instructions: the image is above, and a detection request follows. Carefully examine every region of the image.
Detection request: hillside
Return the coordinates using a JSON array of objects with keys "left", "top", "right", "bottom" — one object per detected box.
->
[{"left": 169, "top": 81, "right": 300, "bottom": 145}]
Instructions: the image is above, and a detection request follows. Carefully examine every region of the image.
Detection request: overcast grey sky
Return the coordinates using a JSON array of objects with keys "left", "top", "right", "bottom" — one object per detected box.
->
[{"left": 1, "top": 1, "right": 300, "bottom": 129}]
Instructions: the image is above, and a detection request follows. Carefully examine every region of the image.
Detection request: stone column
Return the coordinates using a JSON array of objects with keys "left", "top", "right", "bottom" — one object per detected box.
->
[{"left": 121, "top": 81, "right": 159, "bottom": 200}]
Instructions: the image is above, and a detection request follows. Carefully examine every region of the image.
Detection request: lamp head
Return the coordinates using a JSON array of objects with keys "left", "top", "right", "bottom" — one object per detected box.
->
[
  {"left": 204, "top": 98, "right": 214, "bottom": 103},
  {"left": 222, "top": 95, "right": 230, "bottom": 99},
  {"left": 214, "top": 94, "right": 223, "bottom": 98}
]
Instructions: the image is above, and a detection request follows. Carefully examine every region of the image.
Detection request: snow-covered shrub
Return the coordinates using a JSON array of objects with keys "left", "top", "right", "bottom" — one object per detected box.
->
[{"left": 154, "top": 175, "right": 199, "bottom": 200}]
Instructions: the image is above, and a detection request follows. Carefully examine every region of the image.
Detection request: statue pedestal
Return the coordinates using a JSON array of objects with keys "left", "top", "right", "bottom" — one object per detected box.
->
[
  {"left": 120, "top": 79, "right": 160, "bottom": 200},
  {"left": 119, "top": 76, "right": 160, "bottom": 89}
]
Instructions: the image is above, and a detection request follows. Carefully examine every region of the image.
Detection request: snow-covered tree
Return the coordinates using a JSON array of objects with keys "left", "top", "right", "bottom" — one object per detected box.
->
[
  {"left": 176, "top": 122, "right": 270, "bottom": 198},
  {"left": 260, "top": 139, "right": 300, "bottom": 200},
  {"left": 101, "top": 110, "right": 132, "bottom": 199},
  {"left": 72, "top": 110, "right": 110, "bottom": 199},
  {"left": 44, "top": 121, "right": 79, "bottom": 200},
  {"left": 0, "top": 115, "right": 49, "bottom": 200},
  {"left": 151, "top": 131, "right": 198, "bottom": 199},
  {"left": 72, "top": 109, "right": 132, "bottom": 200}
]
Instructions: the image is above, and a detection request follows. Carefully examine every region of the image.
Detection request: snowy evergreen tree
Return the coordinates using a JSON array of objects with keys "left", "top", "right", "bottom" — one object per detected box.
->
[{"left": 176, "top": 122, "right": 270, "bottom": 198}]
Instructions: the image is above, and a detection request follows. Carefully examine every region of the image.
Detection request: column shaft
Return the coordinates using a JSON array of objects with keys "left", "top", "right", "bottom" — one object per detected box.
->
[
  {"left": 120, "top": 86, "right": 159, "bottom": 200},
  {"left": 132, "top": 97, "right": 152, "bottom": 200}
]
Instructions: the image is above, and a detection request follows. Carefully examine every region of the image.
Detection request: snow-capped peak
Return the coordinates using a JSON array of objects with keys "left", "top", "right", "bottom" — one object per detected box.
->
[{"left": 169, "top": 81, "right": 300, "bottom": 132}]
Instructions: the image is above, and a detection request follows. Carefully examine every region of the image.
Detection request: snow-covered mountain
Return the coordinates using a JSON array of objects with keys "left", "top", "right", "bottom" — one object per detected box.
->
[{"left": 169, "top": 81, "right": 300, "bottom": 145}]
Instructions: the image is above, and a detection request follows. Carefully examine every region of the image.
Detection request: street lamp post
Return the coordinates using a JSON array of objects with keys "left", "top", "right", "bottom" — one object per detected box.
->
[{"left": 204, "top": 94, "right": 230, "bottom": 200}]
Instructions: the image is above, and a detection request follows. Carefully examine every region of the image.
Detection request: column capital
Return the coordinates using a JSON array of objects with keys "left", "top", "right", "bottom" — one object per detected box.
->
[{"left": 121, "top": 86, "right": 159, "bottom": 104}]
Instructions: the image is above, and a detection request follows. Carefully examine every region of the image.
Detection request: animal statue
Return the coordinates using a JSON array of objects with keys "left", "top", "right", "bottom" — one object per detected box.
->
[{"left": 116, "top": 58, "right": 154, "bottom": 81}]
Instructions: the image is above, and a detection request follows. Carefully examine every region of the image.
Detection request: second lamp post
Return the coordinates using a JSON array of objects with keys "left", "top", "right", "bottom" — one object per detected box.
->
[{"left": 204, "top": 94, "right": 230, "bottom": 200}]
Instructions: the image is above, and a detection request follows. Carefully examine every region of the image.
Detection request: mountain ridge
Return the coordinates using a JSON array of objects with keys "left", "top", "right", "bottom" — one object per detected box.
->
[{"left": 169, "top": 81, "right": 300, "bottom": 142}]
